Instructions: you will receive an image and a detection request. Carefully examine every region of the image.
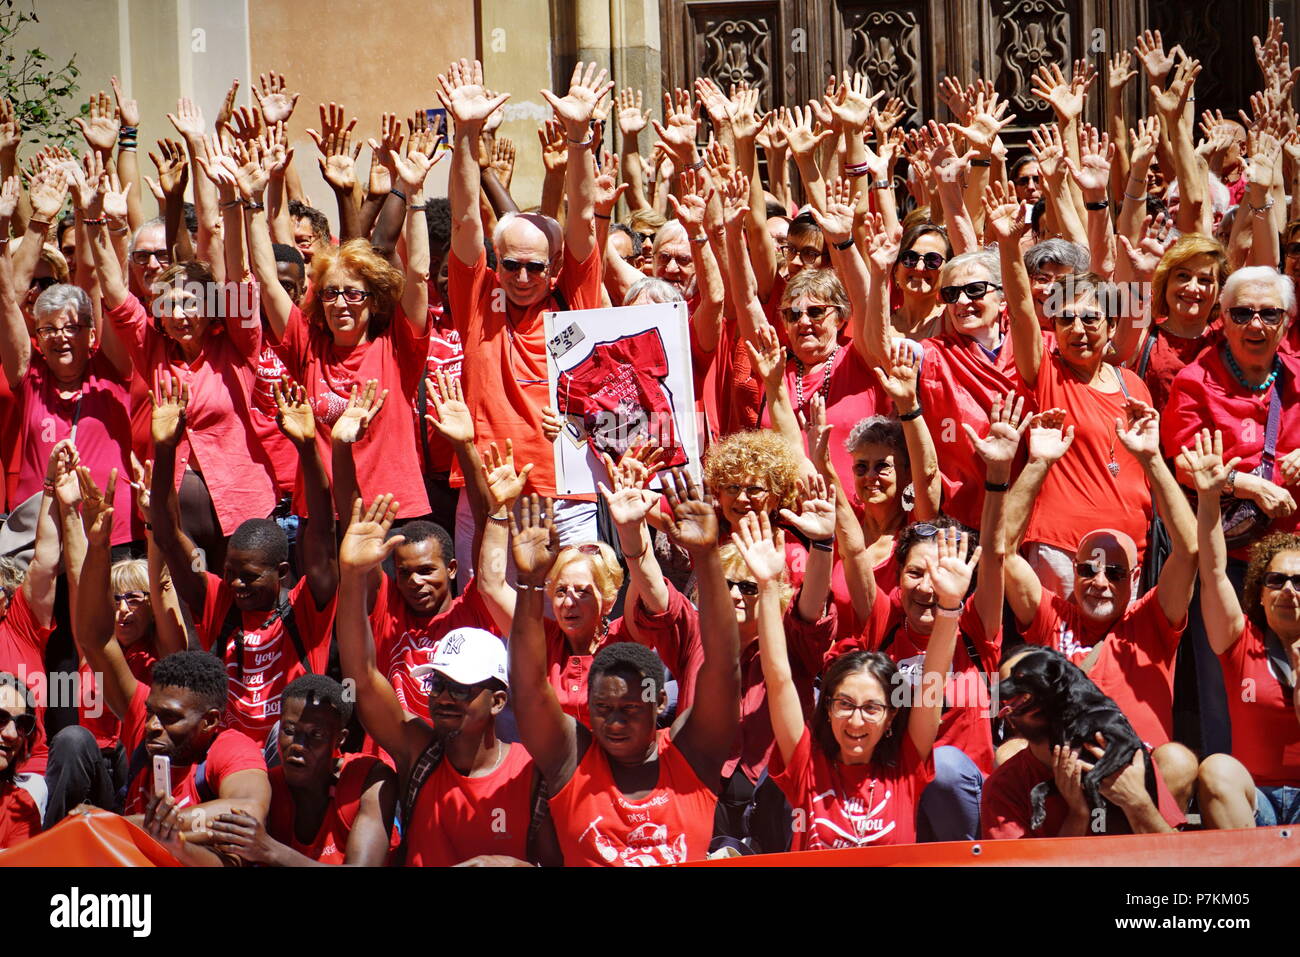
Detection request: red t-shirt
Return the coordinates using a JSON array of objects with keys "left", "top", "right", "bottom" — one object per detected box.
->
[
  {"left": 371, "top": 576, "right": 499, "bottom": 724},
  {"left": 404, "top": 741, "right": 535, "bottom": 866},
  {"left": 271, "top": 303, "right": 431, "bottom": 518},
  {"left": 1020, "top": 588, "right": 1183, "bottom": 748},
  {"left": 195, "top": 573, "right": 336, "bottom": 744},
  {"left": 0, "top": 588, "right": 53, "bottom": 774},
  {"left": 414, "top": 306, "right": 464, "bottom": 474},
  {"left": 830, "top": 550, "right": 899, "bottom": 640},
  {"left": 266, "top": 753, "right": 397, "bottom": 864},
  {"left": 120, "top": 680, "right": 266, "bottom": 814},
  {"left": 548, "top": 729, "right": 717, "bottom": 866},
  {"left": 1137, "top": 321, "right": 1220, "bottom": 413},
  {"left": 1022, "top": 354, "right": 1152, "bottom": 558},
  {"left": 105, "top": 291, "right": 278, "bottom": 536},
  {"left": 700, "top": 316, "right": 762, "bottom": 442},
  {"left": 11, "top": 353, "right": 136, "bottom": 545},
  {"left": 447, "top": 246, "right": 603, "bottom": 496},
  {"left": 771, "top": 724, "right": 934, "bottom": 849},
  {"left": 981, "top": 746, "right": 1185, "bottom": 839},
  {"left": 0, "top": 780, "right": 41, "bottom": 849},
  {"left": 917, "top": 323, "right": 1038, "bottom": 528},
  {"left": 1217, "top": 620, "right": 1300, "bottom": 787},
  {"left": 1163, "top": 347, "right": 1300, "bottom": 550},
  {"left": 555, "top": 329, "right": 687, "bottom": 469},
  {"left": 247, "top": 335, "right": 298, "bottom": 495},
  {"left": 830, "top": 591, "right": 1000, "bottom": 773},
  {"left": 78, "top": 642, "right": 157, "bottom": 750}
]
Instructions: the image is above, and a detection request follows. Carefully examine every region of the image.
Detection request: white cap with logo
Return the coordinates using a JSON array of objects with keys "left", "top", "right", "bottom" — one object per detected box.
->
[{"left": 410, "top": 627, "right": 508, "bottom": 689}]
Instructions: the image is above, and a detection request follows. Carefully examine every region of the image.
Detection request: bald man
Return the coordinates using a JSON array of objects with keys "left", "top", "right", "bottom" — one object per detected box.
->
[{"left": 1000, "top": 402, "right": 1201, "bottom": 808}]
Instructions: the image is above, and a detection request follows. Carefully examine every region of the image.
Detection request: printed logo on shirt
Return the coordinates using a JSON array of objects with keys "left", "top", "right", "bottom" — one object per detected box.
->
[
  {"left": 576, "top": 814, "right": 689, "bottom": 867},
  {"left": 1055, "top": 621, "right": 1094, "bottom": 661},
  {"left": 808, "top": 786, "right": 897, "bottom": 848}
]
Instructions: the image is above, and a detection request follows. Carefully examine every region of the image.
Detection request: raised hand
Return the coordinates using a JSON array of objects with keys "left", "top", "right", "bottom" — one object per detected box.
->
[
  {"left": 963, "top": 392, "right": 1030, "bottom": 470},
  {"left": 339, "top": 495, "right": 404, "bottom": 574},
  {"left": 1114, "top": 398, "right": 1161, "bottom": 462},
  {"left": 436, "top": 58, "right": 510, "bottom": 129},
  {"left": 693, "top": 76, "right": 731, "bottom": 130},
  {"left": 306, "top": 102, "right": 361, "bottom": 193},
  {"left": 333, "top": 379, "right": 388, "bottom": 445},
  {"left": 1118, "top": 213, "right": 1173, "bottom": 279},
  {"left": 826, "top": 71, "right": 883, "bottom": 132},
  {"left": 392, "top": 138, "right": 445, "bottom": 195},
  {"left": 803, "top": 393, "right": 834, "bottom": 480},
  {"left": 1027, "top": 409, "right": 1076, "bottom": 464},
  {"left": 273, "top": 377, "right": 316, "bottom": 446},
  {"left": 616, "top": 87, "right": 651, "bottom": 138},
  {"left": 489, "top": 136, "right": 516, "bottom": 189},
  {"left": 0, "top": 97, "right": 21, "bottom": 156},
  {"left": 780, "top": 104, "right": 834, "bottom": 158},
  {"left": 1030, "top": 63, "right": 1090, "bottom": 123},
  {"left": 1134, "top": 29, "right": 1181, "bottom": 85},
  {"left": 809, "top": 175, "right": 859, "bottom": 245},
  {"left": 727, "top": 83, "right": 769, "bottom": 142},
  {"left": 129, "top": 454, "right": 153, "bottom": 523},
  {"left": 422, "top": 368, "right": 474, "bottom": 445},
  {"left": 150, "top": 371, "right": 190, "bottom": 449},
  {"left": 650, "top": 88, "right": 699, "bottom": 163},
  {"left": 731, "top": 510, "right": 788, "bottom": 585},
  {"left": 1107, "top": 50, "right": 1138, "bottom": 95},
  {"left": 76, "top": 464, "right": 118, "bottom": 547},
  {"left": 1128, "top": 115, "right": 1161, "bottom": 170},
  {"left": 1177, "top": 428, "right": 1240, "bottom": 496},
  {"left": 981, "top": 179, "right": 1025, "bottom": 242},
  {"left": 719, "top": 167, "right": 751, "bottom": 228},
  {"left": 872, "top": 338, "right": 922, "bottom": 414},
  {"left": 509, "top": 494, "right": 561, "bottom": 581},
  {"left": 47, "top": 439, "right": 82, "bottom": 510},
  {"left": 1064, "top": 125, "right": 1114, "bottom": 197},
  {"left": 148, "top": 138, "right": 190, "bottom": 201},
  {"left": 938, "top": 75, "right": 975, "bottom": 121},
  {"left": 74, "top": 90, "right": 120, "bottom": 154},
  {"left": 98, "top": 168, "right": 133, "bottom": 224},
  {"left": 949, "top": 89, "right": 1016, "bottom": 154},
  {"left": 594, "top": 151, "right": 629, "bottom": 217},
  {"left": 744, "top": 323, "right": 787, "bottom": 388},
  {"left": 1151, "top": 57, "right": 1201, "bottom": 120},
  {"left": 224, "top": 105, "right": 263, "bottom": 145},
  {"left": 1027, "top": 124, "right": 1066, "bottom": 184},
  {"left": 598, "top": 452, "right": 656, "bottom": 527},
  {"left": 923, "top": 525, "right": 981, "bottom": 608},
  {"left": 660, "top": 467, "right": 718, "bottom": 551},
  {"left": 0, "top": 176, "right": 19, "bottom": 221},
  {"left": 542, "top": 60, "right": 614, "bottom": 138},
  {"left": 29, "top": 165, "right": 70, "bottom": 219},
  {"left": 1245, "top": 129, "right": 1282, "bottom": 192},
  {"left": 863, "top": 211, "right": 900, "bottom": 274},
  {"left": 254, "top": 71, "right": 300, "bottom": 125},
  {"left": 483, "top": 440, "right": 534, "bottom": 513},
  {"left": 778, "top": 473, "right": 835, "bottom": 541},
  {"left": 166, "top": 97, "right": 207, "bottom": 141},
  {"left": 538, "top": 119, "right": 568, "bottom": 174}
]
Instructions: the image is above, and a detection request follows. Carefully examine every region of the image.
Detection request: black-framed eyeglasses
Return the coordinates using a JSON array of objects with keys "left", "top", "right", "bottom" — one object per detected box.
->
[
  {"left": 721, "top": 483, "right": 770, "bottom": 499},
  {"left": 319, "top": 287, "right": 372, "bottom": 305},
  {"left": 113, "top": 591, "right": 148, "bottom": 608},
  {"left": 940, "top": 281, "right": 1002, "bottom": 304},
  {"left": 783, "top": 304, "right": 837, "bottom": 323},
  {"left": 499, "top": 258, "right": 548, "bottom": 276},
  {"left": 1262, "top": 572, "right": 1300, "bottom": 591},
  {"left": 1053, "top": 311, "right": 1106, "bottom": 330},
  {"left": 898, "top": 250, "right": 945, "bottom": 271},
  {"left": 425, "top": 674, "right": 489, "bottom": 702},
  {"left": 829, "top": 697, "right": 888, "bottom": 721},
  {"left": 1075, "top": 561, "right": 1127, "bottom": 583},
  {"left": 35, "top": 323, "right": 88, "bottom": 341},
  {"left": 1227, "top": 306, "right": 1286, "bottom": 327},
  {"left": 0, "top": 707, "right": 36, "bottom": 738},
  {"left": 727, "top": 579, "right": 760, "bottom": 597},
  {"left": 130, "top": 249, "right": 172, "bottom": 266},
  {"left": 29, "top": 276, "right": 58, "bottom": 292},
  {"left": 781, "top": 244, "right": 824, "bottom": 266}
]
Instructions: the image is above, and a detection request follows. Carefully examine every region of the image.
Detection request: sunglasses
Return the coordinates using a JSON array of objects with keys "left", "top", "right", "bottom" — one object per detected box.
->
[
  {"left": 0, "top": 707, "right": 36, "bottom": 738},
  {"left": 898, "top": 250, "right": 945, "bottom": 270},
  {"left": 499, "top": 258, "right": 548, "bottom": 276},
  {"left": 29, "top": 276, "right": 58, "bottom": 292},
  {"left": 425, "top": 675, "right": 489, "bottom": 702},
  {"left": 130, "top": 249, "right": 172, "bottom": 266},
  {"left": 1262, "top": 572, "right": 1300, "bottom": 590},
  {"left": 1075, "top": 561, "right": 1127, "bottom": 583},
  {"left": 1285, "top": 243, "right": 1300, "bottom": 258},
  {"left": 319, "top": 287, "right": 372, "bottom": 305},
  {"left": 781, "top": 245, "right": 824, "bottom": 266},
  {"left": 783, "top": 304, "right": 836, "bottom": 323},
  {"left": 727, "top": 579, "right": 760, "bottom": 597},
  {"left": 939, "top": 281, "right": 1002, "bottom": 303},
  {"left": 1226, "top": 306, "right": 1286, "bottom": 326},
  {"left": 1015, "top": 174, "right": 1041, "bottom": 186},
  {"left": 1053, "top": 311, "right": 1106, "bottom": 330}
]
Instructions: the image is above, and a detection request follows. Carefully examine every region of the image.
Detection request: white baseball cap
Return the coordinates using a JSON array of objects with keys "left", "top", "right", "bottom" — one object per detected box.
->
[{"left": 410, "top": 627, "right": 508, "bottom": 689}]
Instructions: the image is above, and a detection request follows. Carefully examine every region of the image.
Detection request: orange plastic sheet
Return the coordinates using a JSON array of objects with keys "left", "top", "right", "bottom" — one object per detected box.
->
[
  {"left": 0, "top": 808, "right": 180, "bottom": 867},
  {"left": 689, "top": 825, "right": 1300, "bottom": 866}
]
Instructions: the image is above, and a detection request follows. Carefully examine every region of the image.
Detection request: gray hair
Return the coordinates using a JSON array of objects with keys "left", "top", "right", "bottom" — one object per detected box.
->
[
  {"left": 492, "top": 212, "right": 564, "bottom": 263},
  {"left": 652, "top": 219, "right": 688, "bottom": 256},
  {"left": 845, "top": 415, "right": 907, "bottom": 465},
  {"left": 32, "top": 284, "right": 93, "bottom": 325},
  {"left": 128, "top": 217, "right": 165, "bottom": 259},
  {"left": 1024, "top": 239, "right": 1090, "bottom": 274},
  {"left": 940, "top": 248, "right": 1001, "bottom": 288},
  {"left": 1221, "top": 266, "right": 1297, "bottom": 315},
  {"left": 624, "top": 277, "right": 684, "bottom": 306},
  {"left": 0, "top": 557, "right": 23, "bottom": 591}
]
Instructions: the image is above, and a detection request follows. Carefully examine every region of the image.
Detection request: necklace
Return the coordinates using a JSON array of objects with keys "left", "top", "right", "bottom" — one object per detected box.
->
[
  {"left": 793, "top": 344, "right": 839, "bottom": 414},
  {"left": 832, "top": 760, "right": 878, "bottom": 840},
  {"left": 1222, "top": 345, "right": 1279, "bottom": 394}
]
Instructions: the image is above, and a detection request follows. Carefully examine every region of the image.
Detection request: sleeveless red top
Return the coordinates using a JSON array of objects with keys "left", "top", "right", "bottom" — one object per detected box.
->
[
  {"left": 548, "top": 729, "right": 717, "bottom": 866},
  {"left": 267, "top": 754, "right": 395, "bottom": 865}
]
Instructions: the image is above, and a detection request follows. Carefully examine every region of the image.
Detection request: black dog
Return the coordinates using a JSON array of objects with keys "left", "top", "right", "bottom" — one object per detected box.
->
[{"left": 999, "top": 648, "right": 1157, "bottom": 834}]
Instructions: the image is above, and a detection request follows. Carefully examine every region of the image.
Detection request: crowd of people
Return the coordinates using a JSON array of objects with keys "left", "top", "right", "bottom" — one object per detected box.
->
[{"left": 0, "top": 19, "right": 1298, "bottom": 866}]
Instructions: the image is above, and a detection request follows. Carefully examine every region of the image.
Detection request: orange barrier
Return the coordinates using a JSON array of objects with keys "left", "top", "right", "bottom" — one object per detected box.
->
[
  {"left": 0, "top": 808, "right": 179, "bottom": 867},
  {"left": 688, "top": 825, "right": 1299, "bottom": 866}
]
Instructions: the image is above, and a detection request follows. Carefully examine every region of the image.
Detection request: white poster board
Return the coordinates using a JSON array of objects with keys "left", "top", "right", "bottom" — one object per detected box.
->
[{"left": 545, "top": 301, "right": 701, "bottom": 496}]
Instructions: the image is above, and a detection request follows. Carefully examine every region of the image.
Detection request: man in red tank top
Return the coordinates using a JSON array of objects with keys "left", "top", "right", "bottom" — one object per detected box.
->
[
  {"left": 508, "top": 473, "right": 741, "bottom": 866},
  {"left": 208, "top": 674, "right": 398, "bottom": 865}
]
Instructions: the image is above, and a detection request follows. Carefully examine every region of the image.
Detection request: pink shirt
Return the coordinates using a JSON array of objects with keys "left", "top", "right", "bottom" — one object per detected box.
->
[{"left": 105, "top": 290, "right": 277, "bottom": 535}]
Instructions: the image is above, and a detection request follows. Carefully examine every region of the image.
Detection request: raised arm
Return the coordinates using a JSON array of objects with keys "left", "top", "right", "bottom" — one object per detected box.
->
[
  {"left": 810, "top": 176, "right": 873, "bottom": 357},
  {"left": 872, "top": 340, "right": 942, "bottom": 520},
  {"left": 329, "top": 379, "right": 387, "bottom": 528},
  {"left": 146, "top": 374, "right": 209, "bottom": 615},
  {"left": 543, "top": 61, "right": 613, "bottom": 264},
  {"left": 165, "top": 98, "right": 221, "bottom": 263},
  {"left": 963, "top": 393, "right": 1025, "bottom": 637},
  {"left": 470, "top": 440, "right": 534, "bottom": 632},
  {"left": 859, "top": 214, "right": 901, "bottom": 369},
  {"left": 273, "top": 379, "right": 336, "bottom": 607},
  {"left": 1064, "top": 126, "right": 1117, "bottom": 278},
  {"left": 1180, "top": 429, "right": 1246, "bottom": 654},
  {"left": 438, "top": 59, "right": 510, "bottom": 266},
  {"left": 21, "top": 443, "right": 67, "bottom": 630},
  {"left": 779, "top": 474, "right": 837, "bottom": 624},
  {"left": 1105, "top": 51, "right": 1138, "bottom": 208},
  {"left": 984, "top": 180, "right": 1043, "bottom": 385},
  {"left": 1151, "top": 58, "right": 1205, "bottom": 237},
  {"left": 389, "top": 141, "right": 440, "bottom": 331},
  {"left": 1003, "top": 411, "right": 1074, "bottom": 625},
  {"left": 0, "top": 210, "right": 31, "bottom": 388}
]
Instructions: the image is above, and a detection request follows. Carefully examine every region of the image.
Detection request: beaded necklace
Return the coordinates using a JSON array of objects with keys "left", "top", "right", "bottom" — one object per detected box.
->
[
  {"left": 1222, "top": 345, "right": 1280, "bottom": 394},
  {"left": 793, "top": 345, "right": 839, "bottom": 415}
]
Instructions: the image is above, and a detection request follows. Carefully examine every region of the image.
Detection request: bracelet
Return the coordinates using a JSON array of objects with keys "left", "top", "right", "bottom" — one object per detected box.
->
[
  {"left": 984, "top": 479, "right": 1011, "bottom": 493},
  {"left": 832, "top": 237, "right": 855, "bottom": 251},
  {"left": 898, "top": 404, "right": 923, "bottom": 422},
  {"left": 242, "top": 199, "right": 265, "bottom": 211},
  {"left": 1084, "top": 200, "right": 1109, "bottom": 211},
  {"left": 143, "top": 522, "right": 153, "bottom": 531},
  {"left": 514, "top": 582, "right": 546, "bottom": 593},
  {"left": 871, "top": 180, "right": 892, "bottom": 190},
  {"left": 689, "top": 235, "right": 708, "bottom": 244},
  {"left": 219, "top": 198, "right": 242, "bottom": 209},
  {"left": 970, "top": 158, "right": 992, "bottom": 168},
  {"left": 685, "top": 158, "right": 706, "bottom": 171},
  {"left": 1248, "top": 196, "right": 1275, "bottom": 214},
  {"left": 27, "top": 219, "right": 51, "bottom": 229},
  {"left": 593, "top": 212, "right": 611, "bottom": 220},
  {"left": 108, "top": 222, "right": 129, "bottom": 234},
  {"left": 1123, "top": 191, "right": 1147, "bottom": 201},
  {"left": 390, "top": 188, "right": 406, "bottom": 202},
  {"left": 843, "top": 161, "right": 872, "bottom": 175},
  {"left": 936, "top": 603, "right": 963, "bottom": 619},
  {"left": 1223, "top": 469, "right": 1237, "bottom": 496},
  {"left": 488, "top": 509, "right": 510, "bottom": 522},
  {"left": 82, "top": 218, "right": 107, "bottom": 227},
  {"left": 407, "top": 202, "right": 429, "bottom": 213},
  {"left": 119, "top": 146, "right": 137, "bottom": 153},
  {"left": 120, "top": 125, "right": 138, "bottom": 136},
  {"left": 568, "top": 132, "right": 595, "bottom": 147},
  {"left": 844, "top": 167, "right": 871, "bottom": 178},
  {"left": 622, "top": 539, "right": 649, "bottom": 561},
  {"left": 809, "top": 538, "right": 834, "bottom": 552},
  {"left": 42, "top": 480, "right": 56, "bottom": 493}
]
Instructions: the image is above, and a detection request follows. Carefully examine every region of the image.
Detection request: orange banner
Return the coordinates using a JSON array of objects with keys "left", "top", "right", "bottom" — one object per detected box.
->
[
  {"left": 688, "top": 826, "right": 1300, "bottom": 866},
  {"left": 0, "top": 808, "right": 179, "bottom": 867}
]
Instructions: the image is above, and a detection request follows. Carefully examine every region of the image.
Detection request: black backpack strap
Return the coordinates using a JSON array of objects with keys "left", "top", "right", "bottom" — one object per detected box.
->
[
  {"left": 194, "top": 759, "right": 215, "bottom": 804},
  {"left": 118, "top": 741, "right": 151, "bottom": 808},
  {"left": 400, "top": 738, "right": 446, "bottom": 843},
  {"left": 550, "top": 286, "right": 569, "bottom": 313},
  {"left": 961, "top": 631, "right": 992, "bottom": 697},
  {"left": 1264, "top": 628, "right": 1296, "bottom": 695},
  {"left": 1135, "top": 328, "right": 1158, "bottom": 380},
  {"left": 218, "top": 599, "right": 244, "bottom": 678},
  {"left": 277, "top": 591, "right": 312, "bottom": 674},
  {"left": 877, "top": 622, "right": 901, "bottom": 655}
]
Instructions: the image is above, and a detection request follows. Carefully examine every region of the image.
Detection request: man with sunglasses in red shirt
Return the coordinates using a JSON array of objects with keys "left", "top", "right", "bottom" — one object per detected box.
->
[{"left": 1001, "top": 405, "right": 1202, "bottom": 808}]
